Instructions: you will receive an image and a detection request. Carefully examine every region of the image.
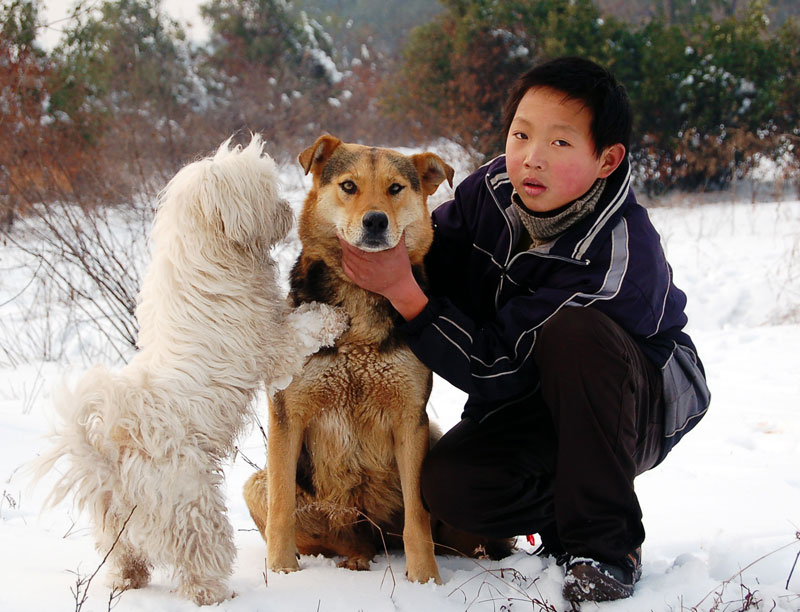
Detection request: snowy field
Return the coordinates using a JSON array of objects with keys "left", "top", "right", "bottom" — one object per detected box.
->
[{"left": 1, "top": 155, "right": 799, "bottom": 612}]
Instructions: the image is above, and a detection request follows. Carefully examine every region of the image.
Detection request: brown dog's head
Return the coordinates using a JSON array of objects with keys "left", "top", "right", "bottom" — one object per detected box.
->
[{"left": 298, "top": 135, "right": 454, "bottom": 262}]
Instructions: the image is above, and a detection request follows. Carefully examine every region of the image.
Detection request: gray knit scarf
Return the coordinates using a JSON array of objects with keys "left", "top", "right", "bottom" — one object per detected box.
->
[{"left": 511, "top": 178, "right": 607, "bottom": 248}]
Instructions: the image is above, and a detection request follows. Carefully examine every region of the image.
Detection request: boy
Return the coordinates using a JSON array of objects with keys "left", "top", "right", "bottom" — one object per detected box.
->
[{"left": 339, "top": 56, "right": 710, "bottom": 602}]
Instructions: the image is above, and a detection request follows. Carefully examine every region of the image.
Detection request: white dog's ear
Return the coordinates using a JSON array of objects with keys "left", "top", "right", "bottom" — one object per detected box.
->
[
  {"left": 195, "top": 136, "right": 287, "bottom": 245},
  {"left": 298, "top": 135, "right": 342, "bottom": 177},
  {"left": 196, "top": 169, "right": 249, "bottom": 243}
]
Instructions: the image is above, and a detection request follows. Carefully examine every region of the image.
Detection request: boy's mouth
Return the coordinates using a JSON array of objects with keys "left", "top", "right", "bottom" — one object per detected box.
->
[{"left": 522, "top": 178, "right": 546, "bottom": 197}]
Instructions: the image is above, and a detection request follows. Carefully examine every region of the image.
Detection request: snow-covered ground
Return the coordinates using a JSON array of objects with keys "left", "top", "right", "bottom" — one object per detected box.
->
[{"left": 1, "top": 156, "right": 799, "bottom": 611}]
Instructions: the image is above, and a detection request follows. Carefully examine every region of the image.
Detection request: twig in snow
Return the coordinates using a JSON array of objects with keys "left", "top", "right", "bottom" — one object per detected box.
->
[
  {"left": 786, "top": 531, "right": 800, "bottom": 590},
  {"left": 691, "top": 532, "right": 800, "bottom": 612},
  {"left": 233, "top": 446, "right": 261, "bottom": 471},
  {"left": 297, "top": 501, "right": 398, "bottom": 597},
  {"left": 430, "top": 538, "right": 558, "bottom": 612},
  {"left": 71, "top": 505, "right": 136, "bottom": 612}
]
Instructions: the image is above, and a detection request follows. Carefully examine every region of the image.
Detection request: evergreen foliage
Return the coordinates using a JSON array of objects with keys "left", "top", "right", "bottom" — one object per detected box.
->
[
  {"left": 46, "top": 0, "right": 196, "bottom": 144},
  {"left": 1, "top": 0, "right": 798, "bottom": 209},
  {"left": 292, "top": 0, "right": 443, "bottom": 55},
  {"left": 201, "top": 0, "right": 336, "bottom": 83},
  {"left": 390, "top": 0, "right": 800, "bottom": 191}
]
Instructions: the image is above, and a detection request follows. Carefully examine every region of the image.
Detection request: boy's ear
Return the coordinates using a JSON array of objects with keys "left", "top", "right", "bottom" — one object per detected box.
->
[{"left": 597, "top": 143, "right": 626, "bottom": 179}]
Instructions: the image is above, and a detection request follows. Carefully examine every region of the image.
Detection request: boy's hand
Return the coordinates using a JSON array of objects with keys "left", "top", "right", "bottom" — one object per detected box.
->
[{"left": 338, "top": 234, "right": 429, "bottom": 321}]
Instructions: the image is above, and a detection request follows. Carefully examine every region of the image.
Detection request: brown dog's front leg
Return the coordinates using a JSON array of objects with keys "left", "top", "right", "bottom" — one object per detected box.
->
[
  {"left": 266, "top": 394, "right": 304, "bottom": 573},
  {"left": 394, "top": 419, "right": 442, "bottom": 585}
]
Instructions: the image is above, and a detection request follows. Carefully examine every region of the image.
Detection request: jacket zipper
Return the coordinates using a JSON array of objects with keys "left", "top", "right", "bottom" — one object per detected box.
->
[
  {"left": 483, "top": 170, "right": 593, "bottom": 311},
  {"left": 485, "top": 176, "right": 588, "bottom": 310}
]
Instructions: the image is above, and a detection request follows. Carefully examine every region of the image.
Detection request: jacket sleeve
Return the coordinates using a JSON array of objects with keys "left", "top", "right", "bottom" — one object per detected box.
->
[
  {"left": 403, "top": 165, "right": 559, "bottom": 402},
  {"left": 401, "top": 200, "right": 659, "bottom": 403},
  {"left": 401, "top": 283, "right": 582, "bottom": 402},
  {"left": 423, "top": 173, "right": 482, "bottom": 304}
]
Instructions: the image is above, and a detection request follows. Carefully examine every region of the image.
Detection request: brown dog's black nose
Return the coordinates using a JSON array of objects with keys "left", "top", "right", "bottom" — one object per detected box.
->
[{"left": 362, "top": 211, "right": 389, "bottom": 234}]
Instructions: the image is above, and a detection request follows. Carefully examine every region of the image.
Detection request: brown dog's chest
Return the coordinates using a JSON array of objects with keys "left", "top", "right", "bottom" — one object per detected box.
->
[
  {"left": 282, "top": 344, "right": 429, "bottom": 515},
  {"left": 285, "top": 343, "right": 428, "bottom": 424}
]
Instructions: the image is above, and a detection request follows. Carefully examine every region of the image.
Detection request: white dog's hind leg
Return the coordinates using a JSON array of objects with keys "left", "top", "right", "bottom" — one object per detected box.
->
[
  {"left": 104, "top": 545, "right": 152, "bottom": 592},
  {"left": 167, "top": 460, "right": 235, "bottom": 605},
  {"left": 94, "top": 505, "right": 152, "bottom": 592}
]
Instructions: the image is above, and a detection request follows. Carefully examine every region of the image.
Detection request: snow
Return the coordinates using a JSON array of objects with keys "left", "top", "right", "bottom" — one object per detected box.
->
[
  {"left": 38, "top": 0, "right": 211, "bottom": 50},
  {"left": 1, "top": 162, "right": 800, "bottom": 611}
]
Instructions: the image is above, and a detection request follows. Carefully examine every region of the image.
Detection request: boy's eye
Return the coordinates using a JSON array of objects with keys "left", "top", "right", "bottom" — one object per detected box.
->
[
  {"left": 340, "top": 180, "right": 357, "bottom": 194},
  {"left": 553, "top": 139, "right": 571, "bottom": 147},
  {"left": 513, "top": 132, "right": 528, "bottom": 141},
  {"left": 388, "top": 183, "right": 404, "bottom": 195}
]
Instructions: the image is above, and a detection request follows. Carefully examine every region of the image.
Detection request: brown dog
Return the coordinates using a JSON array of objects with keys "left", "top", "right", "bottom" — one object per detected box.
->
[{"left": 244, "top": 135, "right": 511, "bottom": 585}]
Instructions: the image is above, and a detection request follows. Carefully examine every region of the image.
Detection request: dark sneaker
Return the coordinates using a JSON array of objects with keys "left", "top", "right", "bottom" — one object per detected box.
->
[{"left": 562, "top": 548, "right": 642, "bottom": 602}]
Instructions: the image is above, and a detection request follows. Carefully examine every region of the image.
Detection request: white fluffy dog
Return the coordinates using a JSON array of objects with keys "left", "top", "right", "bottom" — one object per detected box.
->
[{"left": 34, "top": 136, "right": 347, "bottom": 605}]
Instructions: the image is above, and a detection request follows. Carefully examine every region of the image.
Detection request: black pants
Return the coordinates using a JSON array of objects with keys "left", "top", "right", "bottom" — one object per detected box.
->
[{"left": 420, "top": 307, "right": 665, "bottom": 563}]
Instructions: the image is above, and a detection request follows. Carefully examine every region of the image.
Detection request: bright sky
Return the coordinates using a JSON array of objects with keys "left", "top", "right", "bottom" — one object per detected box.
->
[{"left": 38, "top": 0, "right": 209, "bottom": 49}]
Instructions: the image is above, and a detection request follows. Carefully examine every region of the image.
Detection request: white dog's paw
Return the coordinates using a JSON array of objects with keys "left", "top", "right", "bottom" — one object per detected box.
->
[
  {"left": 287, "top": 302, "right": 349, "bottom": 349},
  {"left": 266, "top": 373, "right": 294, "bottom": 395},
  {"left": 178, "top": 578, "right": 233, "bottom": 606},
  {"left": 313, "top": 303, "right": 349, "bottom": 346}
]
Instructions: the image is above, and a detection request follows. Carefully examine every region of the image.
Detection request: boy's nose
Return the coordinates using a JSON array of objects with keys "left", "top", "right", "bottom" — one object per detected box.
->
[{"left": 523, "top": 145, "right": 546, "bottom": 170}]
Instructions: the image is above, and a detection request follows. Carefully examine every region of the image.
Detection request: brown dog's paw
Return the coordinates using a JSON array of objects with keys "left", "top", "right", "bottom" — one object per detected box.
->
[
  {"left": 338, "top": 555, "right": 372, "bottom": 571},
  {"left": 268, "top": 558, "right": 301, "bottom": 574},
  {"left": 406, "top": 562, "right": 443, "bottom": 585}
]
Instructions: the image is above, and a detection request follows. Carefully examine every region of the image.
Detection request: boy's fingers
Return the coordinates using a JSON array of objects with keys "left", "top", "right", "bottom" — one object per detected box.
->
[
  {"left": 339, "top": 235, "right": 373, "bottom": 264},
  {"left": 338, "top": 233, "right": 405, "bottom": 263}
]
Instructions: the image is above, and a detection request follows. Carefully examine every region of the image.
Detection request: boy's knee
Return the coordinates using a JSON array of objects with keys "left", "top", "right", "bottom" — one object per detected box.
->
[
  {"left": 421, "top": 437, "right": 494, "bottom": 533},
  {"left": 536, "top": 307, "right": 613, "bottom": 367},
  {"left": 420, "top": 446, "right": 461, "bottom": 519},
  {"left": 535, "top": 307, "right": 639, "bottom": 424}
]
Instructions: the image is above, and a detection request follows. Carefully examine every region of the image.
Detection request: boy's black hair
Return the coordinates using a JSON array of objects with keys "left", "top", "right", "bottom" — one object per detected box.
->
[{"left": 502, "top": 56, "right": 632, "bottom": 157}]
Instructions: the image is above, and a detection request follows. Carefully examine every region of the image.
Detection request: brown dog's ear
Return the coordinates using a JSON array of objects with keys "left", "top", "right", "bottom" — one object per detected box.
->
[
  {"left": 298, "top": 135, "right": 343, "bottom": 175},
  {"left": 411, "top": 153, "right": 455, "bottom": 197}
]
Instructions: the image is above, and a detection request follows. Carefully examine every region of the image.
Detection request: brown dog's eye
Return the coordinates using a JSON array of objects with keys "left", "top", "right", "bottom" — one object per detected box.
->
[
  {"left": 388, "top": 183, "right": 404, "bottom": 196},
  {"left": 340, "top": 180, "right": 357, "bottom": 195}
]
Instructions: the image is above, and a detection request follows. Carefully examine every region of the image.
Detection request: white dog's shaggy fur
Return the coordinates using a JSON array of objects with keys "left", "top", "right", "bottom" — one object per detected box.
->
[{"left": 33, "top": 136, "right": 347, "bottom": 605}]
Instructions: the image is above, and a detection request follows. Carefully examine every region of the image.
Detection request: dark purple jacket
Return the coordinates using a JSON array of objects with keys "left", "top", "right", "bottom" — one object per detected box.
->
[{"left": 401, "top": 155, "right": 710, "bottom": 462}]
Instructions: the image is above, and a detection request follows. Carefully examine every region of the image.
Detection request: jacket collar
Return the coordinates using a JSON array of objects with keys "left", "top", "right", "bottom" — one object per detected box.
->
[{"left": 484, "top": 154, "right": 632, "bottom": 264}]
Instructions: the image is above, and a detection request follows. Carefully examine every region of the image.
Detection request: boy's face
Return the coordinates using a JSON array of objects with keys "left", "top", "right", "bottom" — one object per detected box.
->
[{"left": 505, "top": 86, "right": 624, "bottom": 214}]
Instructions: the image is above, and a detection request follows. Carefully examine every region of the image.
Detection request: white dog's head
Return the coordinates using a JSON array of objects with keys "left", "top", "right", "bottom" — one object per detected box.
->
[{"left": 157, "top": 135, "right": 293, "bottom": 250}]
